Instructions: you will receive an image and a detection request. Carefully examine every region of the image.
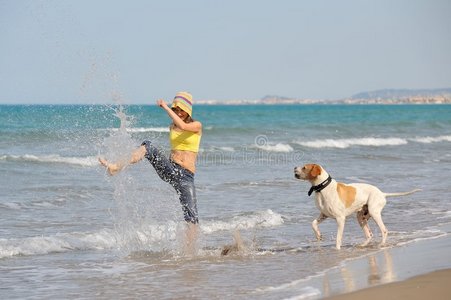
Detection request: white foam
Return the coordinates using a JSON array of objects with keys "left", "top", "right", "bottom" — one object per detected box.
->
[
  {"left": 395, "top": 229, "right": 447, "bottom": 246},
  {"left": 99, "top": 127, "right": 169, "bottom": 133},
  {"left": 0, "top": 154, "right": 98, "bottom": 167},
  {"left": 255, "top": 275, "right": 322, "bottom": 297},
  {"left": 0, "top": 210, "right": 285, "bottom": 259},
  {"left": 0, "top": 230, "right": 117, "bottom": 259},
  {"left": 296, "top": 135, "right": 451, "bottom": 149},
  {"left": 205, "top": 146, "right": 236, "bottom": 152},
  {"left": 295, "top": 137, "right": 408, "bottom": 149},
  {"left": 397, "top": 234, "right": 447, "bottom": 247},
  {"left": 410, "top": 135, "right": 451, "bottom": 144},
  {"left": 435, "top": 210, "right": 451, "bottom": 220},
  {"left": 256, "top": 143, "right": 294, "bottom": 152},
  {"left": 123, "top": 127, "right": 169, "bottom": 133},
  {"left": 201, "top": 209, "right": 284, "bottom": 234},
  {"left": 0, "top": 202, "right": 22, "bottom": 210},
  {"left": 282, "top": 287, "right": 321, "bottom": 300},
  {"left": 216, "top": 146, "right": 235, "bottom": 152}
]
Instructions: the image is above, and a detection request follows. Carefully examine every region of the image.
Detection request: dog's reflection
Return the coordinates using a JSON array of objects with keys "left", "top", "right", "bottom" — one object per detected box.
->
[
  {"left": 367, "top": 249, "right": 396, "bottom": 285},
  {"left": 322, "top": 248, "right": 396, "bottom": 297}
]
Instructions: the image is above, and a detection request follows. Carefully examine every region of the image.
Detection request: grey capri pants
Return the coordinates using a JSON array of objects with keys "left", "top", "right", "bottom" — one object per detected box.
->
[{"left": 141, "top": 140, "right": 199, "bottom": 224}]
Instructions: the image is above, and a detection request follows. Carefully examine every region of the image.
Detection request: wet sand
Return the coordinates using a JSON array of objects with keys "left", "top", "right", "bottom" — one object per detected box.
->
[
  {"left": 326, "top": 268, "right": 451, "bottom": 300},
  {"left": 320, "top": 225, "right": 451, "bottom": 299}
]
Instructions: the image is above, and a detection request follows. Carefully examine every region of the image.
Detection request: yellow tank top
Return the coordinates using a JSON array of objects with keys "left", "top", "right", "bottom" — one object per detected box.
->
[{"left": 169, "top": 127, "right": 201, "bottom": 152}]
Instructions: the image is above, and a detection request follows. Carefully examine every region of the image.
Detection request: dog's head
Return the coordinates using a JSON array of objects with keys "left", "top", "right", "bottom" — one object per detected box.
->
[{"left": 294, "top": 164, "right": 323, "bottom": 181}]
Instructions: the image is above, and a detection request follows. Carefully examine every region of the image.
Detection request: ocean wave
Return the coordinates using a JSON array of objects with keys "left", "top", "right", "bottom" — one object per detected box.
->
[
  {"left": 295, "top": 135, "right": 451, "bottom": 149},
  {"left": 394, "top": 229, "right": 447, "bottom": 247},
  {"left": 0, "top": 210, "right": 284, "bottom": 259},
  {"left": 256, "top": 143, "right": 294, "bottom": 153},
  {"left": 0, "top": 202, "right": 22, "bottom": 210},
  {"left": 203, "top": 146, "right": 236, "bottom": 152},
  {"left": 0, "top": 154, "right": 98, "bottom": 167},
  {"left": 410, "top": 135, "right": 451, "bottom": 144},
  {"left": 201, "top": 209, "right": 284, "bottom": 234},
  {"left": 203, "top": 143, "right": 294, "bottom": 153},
  {"left": 0, "top": 230, "right": 117, "bottom": 259},
  {"left": 295, "top": 137, "right": 407, "bottom": 149},
  {"left": 110, "top": 127, "right": 169, "bottom": 133},
  {"left": 255, "top": 283, "right": 320, "bottom": 298},
  {"left": 104, "top": 126, "right": 218, "bottom": 134}
]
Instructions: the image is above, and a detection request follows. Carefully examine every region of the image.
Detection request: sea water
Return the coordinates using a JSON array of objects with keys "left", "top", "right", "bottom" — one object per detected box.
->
[{"left": 1, "top": 104, "right": 450, "bottom": 299}]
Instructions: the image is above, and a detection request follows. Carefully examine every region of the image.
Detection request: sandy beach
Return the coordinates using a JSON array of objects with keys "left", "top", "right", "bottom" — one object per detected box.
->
[
  {"left": 320, "top": 224, "right": 451, "bottom": 300},
  {"left": 326, "top": 268, "right": 451, "bottom": 300}
]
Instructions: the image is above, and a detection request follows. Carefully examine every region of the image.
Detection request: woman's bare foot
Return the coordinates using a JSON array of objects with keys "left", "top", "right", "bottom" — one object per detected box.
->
[{"left": 98, "top": 157, "right": 120, "bottom": 175}]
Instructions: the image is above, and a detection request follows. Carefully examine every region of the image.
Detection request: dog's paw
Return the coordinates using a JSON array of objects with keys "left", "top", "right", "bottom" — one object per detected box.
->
[{"left": 359, "top": 239, "right": 372, "bottom": 248}]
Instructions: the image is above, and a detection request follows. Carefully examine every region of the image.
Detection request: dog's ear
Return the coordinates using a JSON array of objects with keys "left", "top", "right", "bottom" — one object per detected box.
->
[{"left": 311, "top": 164, "right": 322, "bottom": 177}]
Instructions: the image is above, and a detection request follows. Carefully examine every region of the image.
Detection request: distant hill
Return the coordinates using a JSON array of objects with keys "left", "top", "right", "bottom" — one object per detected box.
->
[
  {"left": 197, "top": 88, "right": 451, "bottom": 105},
  {"left": 350, "top": 88, "right": 451, "bottom": 100}
]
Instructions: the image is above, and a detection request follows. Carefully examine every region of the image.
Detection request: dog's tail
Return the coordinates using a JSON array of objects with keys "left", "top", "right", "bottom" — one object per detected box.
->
[{"left": 384, "top": 188, "right": 421, "bottom": 198}]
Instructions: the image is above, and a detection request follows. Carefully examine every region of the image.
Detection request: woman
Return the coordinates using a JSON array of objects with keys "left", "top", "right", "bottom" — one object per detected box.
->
[{"left": 99, "top": 92, "right": 202, "bottom": 250}]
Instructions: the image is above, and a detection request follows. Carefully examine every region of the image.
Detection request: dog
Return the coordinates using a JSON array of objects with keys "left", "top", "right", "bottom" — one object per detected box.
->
[{"left": 294, "top": 163, "right": 420, "bottom": 249}]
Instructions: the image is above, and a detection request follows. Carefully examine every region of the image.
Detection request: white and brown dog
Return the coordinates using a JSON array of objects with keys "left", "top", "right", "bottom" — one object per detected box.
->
[{"left": 294, "top": 164, "right": 420, "bottom": 249}]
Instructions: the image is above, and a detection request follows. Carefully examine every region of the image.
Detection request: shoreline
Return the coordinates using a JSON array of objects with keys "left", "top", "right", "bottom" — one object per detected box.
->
[
  {"left": 325, "top": 268, "right": 451, "bottom": 300},
  {"left": 314, "top": 224, "right": 451, "bottom": 299}
]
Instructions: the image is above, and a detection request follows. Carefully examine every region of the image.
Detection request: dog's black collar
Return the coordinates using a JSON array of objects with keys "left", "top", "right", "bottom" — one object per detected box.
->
[{"left": 308, "top": 175, "right": 332, "bottom": 196}]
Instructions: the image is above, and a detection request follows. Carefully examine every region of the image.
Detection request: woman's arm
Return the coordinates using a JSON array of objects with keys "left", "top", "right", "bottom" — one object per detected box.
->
[{"left": 157, "top": 99, "right": 202, "bottom": 133}]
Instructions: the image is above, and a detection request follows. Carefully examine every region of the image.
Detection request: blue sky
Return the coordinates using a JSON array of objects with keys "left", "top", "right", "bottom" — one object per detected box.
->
[{"left": 1, "top": 0, "right": 450, "bottom": 104}]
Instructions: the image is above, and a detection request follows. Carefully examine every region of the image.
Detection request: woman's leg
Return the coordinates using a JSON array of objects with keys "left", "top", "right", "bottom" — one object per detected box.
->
[
  {"left": 142, "top": 141, "right": 199, "bottom": 223},
  {"left": 99, "top": 145, "right": 147, "bottom": 175},
  {"left": 175, "top": 172, "right": 199, "bottom": 255},
  {"left": 176, "top": 179, "right": 199, "bottom": 224},
  {"left": 184, "top": 222, "right": 199, "bottom": 255},
  {"left": 141, "top": 140, "right": 179, "bottom": 184},
  {"left": 101, "top": 141, "right": 199, "bottom": 222},
  {"left": 143, "top": 141, "right": 200, "bottom": 253},
  {"left": 142, "top": 141, "right": 199, "bottom": 219}
]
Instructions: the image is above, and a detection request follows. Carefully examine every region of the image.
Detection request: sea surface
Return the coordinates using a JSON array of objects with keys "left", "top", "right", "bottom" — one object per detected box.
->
[{"left": 1, "top": 104, "right": 450, "bottom": 299}]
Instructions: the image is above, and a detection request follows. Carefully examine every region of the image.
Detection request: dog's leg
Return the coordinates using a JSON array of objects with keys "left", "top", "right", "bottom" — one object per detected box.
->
[
  {"left": 335, "top": 216, "right": 346, "bottom": 250},
  {"left": 357, "top": 207, "right": 373, "bottom": 247},
  {"left": 372, "top": 212, "right": 388, "bottom": 246},
  {"left": 312, "top": 213, "right": 327, "bottom": 241}
]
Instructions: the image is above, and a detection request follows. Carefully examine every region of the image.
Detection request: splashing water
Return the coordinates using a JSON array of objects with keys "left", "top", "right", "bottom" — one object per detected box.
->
[
  {"left": 100, "top": 106, "right": 138, "bottom": 252},
  {"left": 100, "top": 105, "right": 181, "bottom": 254},
  {"left": 102, "top": 105, "right": 135, "bottom": 157}
]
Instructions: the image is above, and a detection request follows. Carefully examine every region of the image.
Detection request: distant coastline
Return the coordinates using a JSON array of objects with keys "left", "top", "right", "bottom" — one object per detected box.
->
[
  {"left": 1, "top": 88, "right": 451, "bottom": 106},
  {"left": 197, "top": 88, "right": 451, "bottom": 105}
]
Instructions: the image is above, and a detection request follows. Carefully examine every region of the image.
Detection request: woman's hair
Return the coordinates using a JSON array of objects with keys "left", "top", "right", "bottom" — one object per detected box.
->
[{"left": 172, "top": 107, "right": 194, "bottom": 123}]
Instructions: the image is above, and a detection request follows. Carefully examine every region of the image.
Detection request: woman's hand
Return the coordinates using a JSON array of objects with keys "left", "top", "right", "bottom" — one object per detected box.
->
[{"left": 157, "top": 99, "right": 168, "bottom": 109}]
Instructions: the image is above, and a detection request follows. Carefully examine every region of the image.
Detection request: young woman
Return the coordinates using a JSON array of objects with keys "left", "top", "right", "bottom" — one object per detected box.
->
[{"left": 99, "top": 92, "right": 202, "bottom": 250}]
